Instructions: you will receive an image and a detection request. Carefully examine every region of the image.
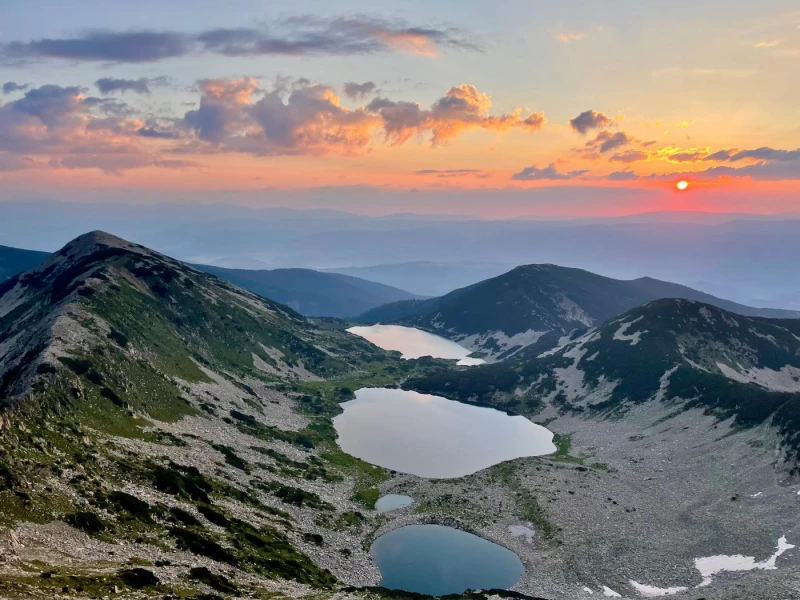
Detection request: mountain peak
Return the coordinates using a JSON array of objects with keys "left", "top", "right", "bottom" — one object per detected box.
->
[{"left": 54, "top": 230, "right": 146, "bottom": 260}]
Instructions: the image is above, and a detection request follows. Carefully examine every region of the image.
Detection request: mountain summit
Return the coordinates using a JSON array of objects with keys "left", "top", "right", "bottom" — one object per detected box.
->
[{"left": 359, "top": 264, "right": 800, "bottom": 360}]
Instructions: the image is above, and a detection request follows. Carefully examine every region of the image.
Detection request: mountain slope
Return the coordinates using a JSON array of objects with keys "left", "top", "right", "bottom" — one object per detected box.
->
[
  {"left": 194, "top": 264, "right": 421, "bottom": 317},
  {"left": 359, "top": 264, "right": 800, "bottom": 360},
  {"left": 0, "top": 231, "right": 426, "bottom": 599},
  {"left": 406, "top": 298, "right": 800, "bottom": 466},
  {"left": 324, "top": 261, "right": 516, "bottom": 296},
  {"left": 0, "top": 243, "right": 48, "bottom": 281}
]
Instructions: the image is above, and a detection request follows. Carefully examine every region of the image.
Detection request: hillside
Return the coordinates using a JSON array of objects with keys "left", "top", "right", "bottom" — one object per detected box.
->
[
  {"left": 0, "top": 242, "right": 420, "bottom": 318},
  {"left": 325, "top": 261, "right": 515, "bottom": 297},
  {"left": 360, "top": 264, "right": 800, "bottom": 360},
  {"left": 0, "top": 231, "right": 433, "bottom": 599},
  {"left": 406, "top": 298, "right": 800, "bottom": 465},
  {"left": 194, "top": 264, "right": 421, "bottom": 318},
  {"left": 0, "top": 244, "right": 48, "bottom": 281},
  {"left": 1, "top": 236, "right": 799, "bottom": 599}
]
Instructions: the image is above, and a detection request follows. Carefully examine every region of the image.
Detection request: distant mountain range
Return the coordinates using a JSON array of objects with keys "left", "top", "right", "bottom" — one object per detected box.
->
[
  {"left": 5, "top": 201, "right": 800, "bottom": 307},
  {"left": 359, "top": 264, "right": 800, "bottom": 360},
  {"left": 324, "top": 261, "right": 516, "bottom": 297},
  {"left": 193, "top": 264, "right": 421, "bottom": 318},
  {"left": 0, "top": 243, "right": 419, "bottom": 318},
  {"left": 0, "top": 244, "right": 49, "bottom": 281}
]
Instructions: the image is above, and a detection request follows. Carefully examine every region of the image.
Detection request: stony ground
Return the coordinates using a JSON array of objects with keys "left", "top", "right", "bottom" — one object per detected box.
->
[
  {"left": 370, "top": 399, "right": 800, "bottom": 599},
  {"left": 2, "top": 354, "right": 799, "bottom": 600}
]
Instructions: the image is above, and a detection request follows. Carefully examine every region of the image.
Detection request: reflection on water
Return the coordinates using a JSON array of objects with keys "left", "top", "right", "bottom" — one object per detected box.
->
[
  {"left": 347, "top": 324, "right": 484, "bottom": 365},
  {"left": 371, "top": 524, "right": 524, "bottom": 595},
  {"left": 333, "top": 387, "right": 555, "bottom": 478}
]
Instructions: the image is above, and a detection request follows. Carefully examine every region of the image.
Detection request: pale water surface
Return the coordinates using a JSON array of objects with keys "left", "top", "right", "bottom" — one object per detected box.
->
[
  {"left": 375, "top": 494, "right": 413, "bottom": 513},
  {"left": 333, "top": 387, "right": 555, "bottom": 478},
  {"left": 347, "top": 324, "right": 484, "bottom": 365},
  {"left": 370, "top": 524, "right": 523, "bottom": 595}
]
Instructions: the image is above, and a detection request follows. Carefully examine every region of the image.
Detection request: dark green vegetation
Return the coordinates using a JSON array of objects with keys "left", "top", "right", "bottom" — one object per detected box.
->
[
  {"left": 195, "top": 264, "right": 421, "bottom": 318},
  {"left": 405, "top": 298, "right": 800, "bottom": 469},
  {"left": 0, "top": 231, "right": 410, "bottom": 598},
  {"left": 0, "top": 243, "right": 49, "bottom": 282},
  {"left": 359, "top": 264, "right": 800, "bottom": 353},
  {"left": 0, "top": 231, "right": 466, "bottom": 600},
  {"left": 0, "top": 231, "right": 387, "bottom": 408}
]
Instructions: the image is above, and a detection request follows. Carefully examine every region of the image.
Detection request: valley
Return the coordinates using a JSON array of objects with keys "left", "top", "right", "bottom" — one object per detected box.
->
[{"left": 0, "top": 232, "right": 798, "bottom": 600}]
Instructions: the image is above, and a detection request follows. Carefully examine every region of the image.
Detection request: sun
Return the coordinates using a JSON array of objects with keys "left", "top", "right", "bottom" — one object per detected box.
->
[{"left": 676, "top": 180, "right": 689, "bottom": 191}]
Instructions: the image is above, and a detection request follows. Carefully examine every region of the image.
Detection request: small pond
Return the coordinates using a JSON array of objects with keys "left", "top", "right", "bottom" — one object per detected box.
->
[
  {"left": 375, "top": 494, "right": 414, "bottom": 513},
  {"left": 347, "top": 324, "right": 484, "bottom": 365},
  {"left": 333, "top": 387, "right": 555, "bottom": 478},
  {"left": 370, "top": 524, "right": 524, "bottom": 596}
]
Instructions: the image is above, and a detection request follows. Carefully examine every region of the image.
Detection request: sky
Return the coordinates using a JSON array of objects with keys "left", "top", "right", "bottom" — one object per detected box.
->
[{"left": 1, "top": 0, "right": 799, "bottom": 218}]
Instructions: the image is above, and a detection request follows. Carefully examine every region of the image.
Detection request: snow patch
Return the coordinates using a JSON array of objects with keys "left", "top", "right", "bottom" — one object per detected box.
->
[
  {"left": 538, "top": 330, "right": 590, "bottom": 358},
  {"left": 749, "top": 328, "right": 778, "bottom": 345},
  {"left": 602, "top": 586, "right": 622, "bottom": 597},
  {"left": 613, "top": 316, "right": 647, "bottom": 345},
  {"left": 553, "top": 348, "right": 588, "bottom": 399},
  {"left": 629, "top": 581, "right": 687, "bottom": 597},
  {"left": 694, "top": 535, "right": 795, "bottom": 587},
  {"left": 457, "top": 328, "right": 547, "bottom": 361},
  {"left": 653, "top": 366, "right": 680, "bottom": 402},
  {"left": 508, "top": 523, "right": 535, "bottom": 544}
]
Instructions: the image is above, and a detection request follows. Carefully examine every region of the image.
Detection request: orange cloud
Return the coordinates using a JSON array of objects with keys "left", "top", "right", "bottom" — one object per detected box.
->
[{"left": 368, "top": 84, "right": 545, "bottom": 146}]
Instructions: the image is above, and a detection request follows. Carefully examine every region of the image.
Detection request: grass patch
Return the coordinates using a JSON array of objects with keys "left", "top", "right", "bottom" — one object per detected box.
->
[{"left": 352, "top": 487, "right": 380, "bottom": 510}]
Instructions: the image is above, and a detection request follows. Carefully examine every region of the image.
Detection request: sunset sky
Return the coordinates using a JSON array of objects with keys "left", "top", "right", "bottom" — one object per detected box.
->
[{"left": 1, "top": 0, "right": 799, "bottom": 217}]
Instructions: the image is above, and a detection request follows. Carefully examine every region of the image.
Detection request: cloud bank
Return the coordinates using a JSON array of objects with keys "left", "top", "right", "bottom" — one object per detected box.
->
[{"left": 0, "top": 17, "right": 480, "bottom": 65}]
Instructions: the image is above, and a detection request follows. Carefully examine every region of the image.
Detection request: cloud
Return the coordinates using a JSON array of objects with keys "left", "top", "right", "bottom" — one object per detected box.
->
[
  {"left": 2, "top": 81, "right": 28, "bottom": 94},
  {"left": 414, "top": 168, "right": 485, "bottom": 178},
  {"left": 729, "top": 147, "right": 800, "bottom": 162},
  {"left": 0, "top": 152, "right": 36, "bottom": 171},
  {"left": 197, "top": 16, "right": 479, "bottom": 58},
  {"left": 569, "top": 110, "right": 614, "bottom": 135},
  {"left": 180, "top": 79, "right": 545, "bottom": 155},
  {"left": 609, "top": 149, "right": 648, "bottom": 163},
  {"left": 652, "top": 146, "right": 800, "bottom": 181},
  {"left": 53, "top": 154, "right": 197, "bottom": 174},
  {"left": 0, "top": 83, "right": 188, "bottom": 172},
  {"left": 554, "top": 33, "right": 585, "bottom": 43},
  {"left": 95, "top": 76, "right": 168, "bottom": 94},
  {"left": 511, "top": 163, "right": 588, "bottom": 181},
  {"left": 699, "top": 146, "right": 800, "bottom": 163},
  {"left": 1, "top": 31, "right": 190, "bottom": 64},
  {"left": 1, "top": 17, "right": 480, "bottom": 64},
  {"left": 704, "top": 149, "right": 735, "bottom": 161},
  {"left": 655, "top": 161, "right": 800, "bottom": 181},
  {"left": 607, "top": 170, "right": 639, "bottom": 181},
  {"left": 367, "top": 84, "right": 545, "bottom": 146},
  {"left": 666, "top": 149, "right": 707, "bottom": 162},
  {"left": 343, "top": 81, "right": 378, "bottom": 101},
  {"left": 184, "top": 77, "right": 263, "bottom": 144},
  {"left": 754, "top": 40, "right": 782, "bottom": 48},
  {"left": 586, "top": 130, "right": 634, "bottom": 153}
]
